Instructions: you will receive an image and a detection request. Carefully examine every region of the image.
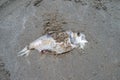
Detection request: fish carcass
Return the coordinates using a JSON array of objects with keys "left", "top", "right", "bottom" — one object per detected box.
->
[{"left": 18, "top": 31, "right": 88, "bottom": 56}]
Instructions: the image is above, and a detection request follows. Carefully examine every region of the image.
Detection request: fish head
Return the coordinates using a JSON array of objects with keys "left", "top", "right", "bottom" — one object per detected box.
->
[{"left": 75, "top": 32, "right": 88, "bottom": 49}]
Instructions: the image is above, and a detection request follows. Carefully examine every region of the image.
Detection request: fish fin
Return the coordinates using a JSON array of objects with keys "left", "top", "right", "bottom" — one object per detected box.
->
[{"left": 18, "top": 46, "right": 30, "bottom": 56}]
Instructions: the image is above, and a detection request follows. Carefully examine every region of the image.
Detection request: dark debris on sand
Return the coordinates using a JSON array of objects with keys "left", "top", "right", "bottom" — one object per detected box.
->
[
  {"left": 42, "top": 12, "right": 69, "bottom": 43},
  {"left": 0, "top": 58, "right": 10, "bottom": 80}
]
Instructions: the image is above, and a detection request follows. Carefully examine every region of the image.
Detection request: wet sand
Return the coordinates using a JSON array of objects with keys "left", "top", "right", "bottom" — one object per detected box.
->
[{"left": 0, "top": 0, "right": 120, "bottom": 80}]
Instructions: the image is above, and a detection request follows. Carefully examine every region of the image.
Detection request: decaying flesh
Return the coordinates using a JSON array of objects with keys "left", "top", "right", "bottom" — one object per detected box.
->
[{"left": 18, "top": 31, "right": 88, "bottom": 56}]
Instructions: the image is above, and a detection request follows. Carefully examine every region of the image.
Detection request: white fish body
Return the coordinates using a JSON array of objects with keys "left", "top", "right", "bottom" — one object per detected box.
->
[{"left": 18, "top": 31, "right": 88, "bottom": 56}]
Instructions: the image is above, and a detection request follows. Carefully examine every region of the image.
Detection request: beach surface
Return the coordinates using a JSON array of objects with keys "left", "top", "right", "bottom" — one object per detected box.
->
[{"left": 0, "top": 0, "right": 120, "bottom": 80}]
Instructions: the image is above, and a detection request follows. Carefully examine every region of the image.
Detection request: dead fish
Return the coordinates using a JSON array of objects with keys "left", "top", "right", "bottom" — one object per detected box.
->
[{"left": 18, "top": 31, "right": 88, "bottom": 56}]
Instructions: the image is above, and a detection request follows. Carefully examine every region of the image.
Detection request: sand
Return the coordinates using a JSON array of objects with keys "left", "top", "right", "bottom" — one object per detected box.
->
[{"left": 0, "top": 0, "right": 120, "bottom": 80}]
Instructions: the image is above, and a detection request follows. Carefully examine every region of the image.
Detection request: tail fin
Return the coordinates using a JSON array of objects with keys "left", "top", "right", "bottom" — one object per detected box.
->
[{"left": 18, "top": 46, "right": 30, "bottom": 56}]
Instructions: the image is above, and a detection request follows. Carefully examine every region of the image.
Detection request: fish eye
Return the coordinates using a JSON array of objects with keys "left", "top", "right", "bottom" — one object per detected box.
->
[{"left": 77, "top": 32, "right": 80, "bottom": 36}]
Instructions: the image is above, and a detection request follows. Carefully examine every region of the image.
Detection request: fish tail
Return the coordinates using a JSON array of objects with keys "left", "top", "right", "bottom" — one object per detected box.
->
[{"left": 18, "top": 46, "right": 31, "bottom": 56}]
